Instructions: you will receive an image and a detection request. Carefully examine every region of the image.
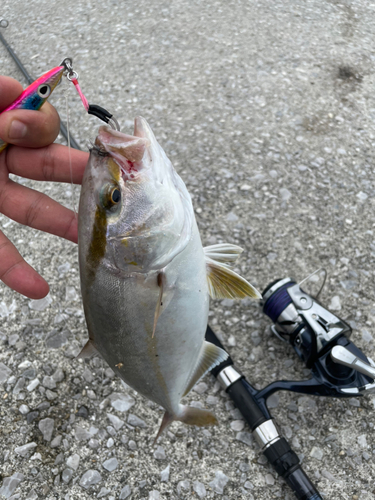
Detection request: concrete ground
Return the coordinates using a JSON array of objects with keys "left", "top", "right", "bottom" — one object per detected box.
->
[{"left": 1, "top": 0, "right": 375, "bottom": 498}]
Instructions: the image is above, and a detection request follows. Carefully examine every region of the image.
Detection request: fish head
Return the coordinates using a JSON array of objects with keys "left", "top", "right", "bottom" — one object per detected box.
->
[{"left": 79, "top": 117, "right": 193, "bottom": 276}]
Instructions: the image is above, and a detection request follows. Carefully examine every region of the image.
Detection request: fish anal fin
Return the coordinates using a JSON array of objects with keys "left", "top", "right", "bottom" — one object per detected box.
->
[
  {"left": 206, "top": 258, "right": 261, "bottom": 300},
  {"left": 153, "top": 411, "right": 174, "bottom": 445},
  {"left": 183, "top": 341, "right": 228, "bottom": 397},
  {"left": 77, "top": 340, "right": 99, "bottom": 359}
]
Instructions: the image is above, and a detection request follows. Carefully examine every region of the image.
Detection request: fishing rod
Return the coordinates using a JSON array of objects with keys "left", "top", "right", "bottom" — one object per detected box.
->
[
  {"left": 206, "top": 324, "right": 322, "bottom": 500},
  {"left": 0, "top": 19, "right": 81, "bottom": 150}
]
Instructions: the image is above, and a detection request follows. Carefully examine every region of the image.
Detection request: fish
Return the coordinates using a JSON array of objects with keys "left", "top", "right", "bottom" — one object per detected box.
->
[
  {"left": 0, "top": 65, "right": 64, "bottom": 153},
  {"left": 78, "top": 117, "right": 261, "bottom": 439}
]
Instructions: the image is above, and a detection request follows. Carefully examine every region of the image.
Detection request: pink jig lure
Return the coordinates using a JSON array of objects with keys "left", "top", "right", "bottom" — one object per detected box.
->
[{"left": 0, "top": 65, "right": 64, "bottom": 153}]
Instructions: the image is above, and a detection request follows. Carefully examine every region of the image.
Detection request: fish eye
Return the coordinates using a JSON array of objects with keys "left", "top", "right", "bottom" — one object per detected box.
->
[
  {"left": 101, "top": 184, "right": 121, "bottom": 210},
  {"left": 37, "top": 84, "right": 51, "bottom": 98},
  {"left": 111, "top": 188, "right": 121, "bottom": 204}
]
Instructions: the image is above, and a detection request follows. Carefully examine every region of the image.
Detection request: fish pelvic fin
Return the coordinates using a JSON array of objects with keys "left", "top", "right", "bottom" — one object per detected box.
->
[
  {"left": 152, "top": 270, "right": 166, "bottom": 338},
  {"left": 204, "top": 243, "right": 261, "bottom": 300},
  {"left": 183, "top": 341, "right": 228, "bottom": 397},
  {"left": 154, "top": 406, "right": 218, "bottom": 444},
  {"left": 77, "top": 340, "right": 100, "bottom": 359}
]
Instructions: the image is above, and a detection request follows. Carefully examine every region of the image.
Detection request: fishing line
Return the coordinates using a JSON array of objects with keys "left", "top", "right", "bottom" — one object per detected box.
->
[{"left": 64, "top": 90, "right": 77, "bottom": 219}]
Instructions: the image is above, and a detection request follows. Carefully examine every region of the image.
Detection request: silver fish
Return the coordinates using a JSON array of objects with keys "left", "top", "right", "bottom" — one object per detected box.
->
[{"left": 78, "top": 117, "right": 260, "bottom": 439}]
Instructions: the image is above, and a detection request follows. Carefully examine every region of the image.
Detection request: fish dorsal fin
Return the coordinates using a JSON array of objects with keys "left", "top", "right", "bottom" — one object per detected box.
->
[
  {"left": 77, "top": 340, "right": 100, "bottom": 359},
  {"left": 182, "top": 341, "right": 228, "bottom": 397},
  {"left": 205, "top": 258, "right": 261, "bottom": 299},
  {"left": 203, "top": 243, "right": 244, "bottom": 264}
]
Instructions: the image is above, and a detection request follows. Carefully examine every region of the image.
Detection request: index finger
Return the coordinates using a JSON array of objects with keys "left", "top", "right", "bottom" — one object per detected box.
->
[{"left": 5, "top": 143, "right": 89, "bottom": 184}]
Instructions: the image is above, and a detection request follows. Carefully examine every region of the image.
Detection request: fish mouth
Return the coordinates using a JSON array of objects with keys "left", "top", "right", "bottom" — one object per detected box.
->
[{"left": 95, "top": 120, "right": 150, "bottom": 179}]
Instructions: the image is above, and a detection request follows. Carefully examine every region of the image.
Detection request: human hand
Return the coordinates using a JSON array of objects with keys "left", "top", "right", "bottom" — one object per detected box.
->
[{"left": 0, "top": 75, "right": 89, "bottom": 299}]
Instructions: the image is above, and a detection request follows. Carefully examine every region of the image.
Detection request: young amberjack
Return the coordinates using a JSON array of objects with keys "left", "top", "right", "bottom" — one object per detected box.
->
[{"left": 78, "top": 117, "right": 261, "bottom": 440}]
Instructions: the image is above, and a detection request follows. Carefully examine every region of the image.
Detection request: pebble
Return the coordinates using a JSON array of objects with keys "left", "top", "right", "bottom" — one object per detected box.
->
[
  {"left": 329, "top": 296, "right": 341, "bottom": 311},
  {"left": 265, "top": 473, "right": 275, "bottom": 485},
  {"left": 279, "top": 187, "right": 292, "bottom": 201},
  {"left": 148, "top": 491, "right": 160, "bottom": 500},
  {"left": 28, "top": 294, "right": 52, "bottom": 311},
  {"left": 230, "top": 420, "right": 245, "bottom": 432},
  {"left": 107, "top": 413, "right": 125, "bottom": 430},
  {"left": 226, "top": 212, "right": 239, "bottom": 222},
  {"left": 193, "top": 480, "right": 207, "bottom": 498},
  {"left": 107, "top": 438, "right": 114, "bottom": 448},
  {"left": 110, "top": 393, "right": 135, "bottom": 412},
  {"left": 97, "top": 488, "right": 111, "bottom": 498},
  {"left": 127, "top": 414, "right": 146, "bottom": 428},
  {"left": 88, "top": 438, "right": 100, "bottom": 449},
  {"left": 14, "top": 442, "right": 37, "bottom": 457},
  {"left": 102, "top": 457, "right": 118, "bottom": 472},
  {"left": 25, "top": 489, "right": 37, "bottom": 500},
  {"left": 361, "top": 329, "right": 373, "bottom": 343},
  {"left": 75, "top": 426, "right": 94, "bottom": 441},
  {"left": 119, "top": 485, "right": 131, "bottom": 499},
  {"left": 321, "top": 469, "right": 340, "bottom": 483},
  {"left": 27, "top": 378, "right": 40, "bottom": 392},
  {"left": 193, "top": 382, "right": 208, "bottom": 394},
  {"left": 349, "top": 398, "right": 360, "bottom": 407},
  {"left": 236, "top": 432, "right": 252, "bottom": 446},
  {"left": 177, "top": 480, "right": 191, "bottom": 495},
  {"left": 206, "top": 395, "right": 219, "bottom": 405},
  {"left": 154, "top": 445, "right": 166, "bottom": 460},
  {"left": 208, "top": 471, "right": 229, "bottom": 494},
  {"left": 26, "top": 411, "right": 39, "bottom": 424},
  {"left": 79, "top": 470, "right": 102, "bottom": 489},
  {"left": 0, "top": 473, "right": 24, "bottom": 498},
  {"left": 46, "top": 331, "right": 69, "bottom": 349},
  {"left": 8, "top": 334, "right": 19, "bottom": 346},
  {"left": 67, "top": 453, "right": 80, "bottom": 470},
  {"left": 52, "top": 368, "right": 65, "bottom": 382},
  {"left": 160, "top": 464, "right": 170, "bottom": 482},
  {"left": 128, "top": 440, "right": 137, "bottom": 450},
  {"left": 19, "top": 404, "right": 30, "bottom": 415},
  {"left": 309, "top": 446, "right": 324, "bottom": 460},
  {"left": 357, "top": 434, "right": 368, "bottom": 449},
  {"left": 42, "top": 376, "right": 56, "bottom": 390},
  {"left": 0, "top": 362, "right": 12, "bottom": 384},
  {"left": 51, "top": 435, "right": 62, "bottom": 448},
  {"left": 62, "top": 469, "right": 73, "bottom": 484},
  {"left": 76, "top": 406, "right": 89, "bottom": 419},
  {"left": 39, "top": 418, "right": 54, "bottom": 441},
  {"left": 267, "top": 394, "right": 279, "bottom": 408}
]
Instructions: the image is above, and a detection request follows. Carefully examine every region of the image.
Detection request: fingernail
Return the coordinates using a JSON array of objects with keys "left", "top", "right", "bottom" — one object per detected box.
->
[{"left": 9, "top": 120, "right": 27, "bottom": 139}]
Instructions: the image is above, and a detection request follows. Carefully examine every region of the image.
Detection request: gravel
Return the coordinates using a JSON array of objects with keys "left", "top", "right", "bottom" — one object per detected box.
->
[{"left": 1, "top": 0, "right": 375, "bottom": 498}]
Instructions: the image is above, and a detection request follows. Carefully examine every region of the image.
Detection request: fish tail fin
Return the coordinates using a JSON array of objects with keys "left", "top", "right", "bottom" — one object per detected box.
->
[{"left": 154, "top": 405, "right": 218, "bottom": 444}]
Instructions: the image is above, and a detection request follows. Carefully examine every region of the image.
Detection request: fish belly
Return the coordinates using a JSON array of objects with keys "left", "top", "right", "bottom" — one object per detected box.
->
[{"left": 80, "top": 223, "right": 209, "bottom": 415}]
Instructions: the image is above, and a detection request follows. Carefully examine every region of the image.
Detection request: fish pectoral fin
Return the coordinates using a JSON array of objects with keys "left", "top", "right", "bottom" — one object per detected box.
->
[
  {"left": 77, "top": 340, "right": 100, "bottom": 359},
  {"left": 154, "top": 406, "right": 218, "bottom": 443},
  {"left": 152, "top": 271, "right": 166, "bottom": 338},
  {"left": 206, "top": 257, "right": 261, "bottom": 300},
  {"left": 204, "top": 243, "right": 244, "bottom": 265},
  {"left": 182, "top": 341, "right": 228, "bottom": 397}
]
